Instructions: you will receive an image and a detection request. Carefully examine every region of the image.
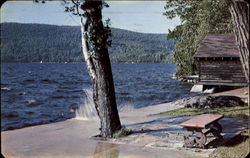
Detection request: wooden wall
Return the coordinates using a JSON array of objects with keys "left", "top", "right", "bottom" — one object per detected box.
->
[{"left": 198, "top": 58, "right": 246, "bottom": 84}]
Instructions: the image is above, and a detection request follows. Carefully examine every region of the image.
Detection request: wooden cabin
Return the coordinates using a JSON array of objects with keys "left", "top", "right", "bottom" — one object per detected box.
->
[{"left": 194, "top": 34, "right": 247, "bottom": 87}]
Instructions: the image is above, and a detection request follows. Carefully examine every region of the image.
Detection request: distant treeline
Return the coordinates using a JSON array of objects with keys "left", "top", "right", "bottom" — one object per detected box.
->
[{"left": 1, "top": 23, "right": 174, "bottom": 63}]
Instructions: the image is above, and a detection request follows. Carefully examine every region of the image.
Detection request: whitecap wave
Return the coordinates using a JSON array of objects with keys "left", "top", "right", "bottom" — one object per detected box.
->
[{"left": 1, "top": 87, "right": 12, "bottom": 91}]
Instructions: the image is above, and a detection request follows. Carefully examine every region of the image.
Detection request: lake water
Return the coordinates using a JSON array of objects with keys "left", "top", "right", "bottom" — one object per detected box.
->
[{"left": 1, "top": 63, "right": 194, "bottom": 131}]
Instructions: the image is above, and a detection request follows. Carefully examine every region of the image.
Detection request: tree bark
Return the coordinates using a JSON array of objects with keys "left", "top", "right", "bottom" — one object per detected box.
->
[
  {"left": 229, "top": 0, "right": 249, "bottom": 106},
  {"left": 80, "top": 18, "right": 96, "bottom": 80},
  {"left": 80, "top": 0, "right": 121, "bottom": 138},
  {"left": 229, "top": 1, "right": 249, "bottom": 81}
]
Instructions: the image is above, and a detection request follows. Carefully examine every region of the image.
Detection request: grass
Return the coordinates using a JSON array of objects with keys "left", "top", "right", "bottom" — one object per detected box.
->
[
  {"left": 159, "top": 106, "right": 249, "bottom": 119},
  {"left": 209, "top": 129, "right": 249, "bottom": 158},
  {"left": 159, "top": 105, "right": 249, "bottom": 158},
  {"left": 112, "top": 126, "right": 132, "bottom": 138}
]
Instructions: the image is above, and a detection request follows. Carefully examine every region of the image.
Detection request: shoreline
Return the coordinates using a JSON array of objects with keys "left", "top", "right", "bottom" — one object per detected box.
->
[
  {"left": 1, "top": 100, "right": 182, "bottom": 133},
  {"left": 1, "top": 87, "right": 248, "bottom": 158},
  {"left": 1, "top": 98, "right": 184, "bottom": 133},
  {"left": 1, "top": 98, "right": 189, "bottom": 158},
  {"left": 1, "top": 86, "right": 247, "bottom": 134}
]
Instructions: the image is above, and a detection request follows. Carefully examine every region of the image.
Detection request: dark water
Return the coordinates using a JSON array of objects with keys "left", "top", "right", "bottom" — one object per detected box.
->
[{"left": 1, "top": 63, "right": 194, "bottom": 131}]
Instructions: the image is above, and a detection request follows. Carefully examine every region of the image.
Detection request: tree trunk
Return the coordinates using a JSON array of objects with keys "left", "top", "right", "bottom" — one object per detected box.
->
[
  {"left": 229, "top": 0, "right": 250, "bottom": 107},
  {"left": 229, "top": 1, "right": 249, "bottom": 81},
  {"left": 80, "top": 0, "right": 121, "bottom": 138},
  {"left": 92, "top": 52, "right": 122, "bottom": 137},
  {"left": 229, "top": 1, "right": 249, "bottom": 106}
]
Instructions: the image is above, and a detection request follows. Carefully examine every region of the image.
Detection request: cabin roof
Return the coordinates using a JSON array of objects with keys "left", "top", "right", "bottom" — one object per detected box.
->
[{"left": 194, "top": 34, "right": 240, "bottom": 58}]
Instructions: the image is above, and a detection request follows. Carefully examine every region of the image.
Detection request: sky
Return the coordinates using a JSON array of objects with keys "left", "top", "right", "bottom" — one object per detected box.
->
[{"left": 0, "top": 1, "right": 181, "bottom": 34}]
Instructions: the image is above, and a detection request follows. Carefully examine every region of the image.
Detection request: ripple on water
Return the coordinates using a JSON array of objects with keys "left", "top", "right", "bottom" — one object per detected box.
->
[
  {"left": 1, "top": 63, "right": 194, "bottom": 131},
  {"left": 51, "top": 95, "right": 65, "bottom": 99},
  {"left": 26, "top": 100, "right": 42, "bottom": 107},
  {"left": 2, "top": 111, "right": 19, "bottom": 118},
  {"left": 25, "top": 111, "right": 35, "bottom": 115},
  {"left": 18, "top": 92, "right": 27, "bottom": 95},
  {"left": 41, "top": 79, "right": 58, "bottom": 84},
  {"left": 23, "top": 79, "right": 35, "bottom": 82}
]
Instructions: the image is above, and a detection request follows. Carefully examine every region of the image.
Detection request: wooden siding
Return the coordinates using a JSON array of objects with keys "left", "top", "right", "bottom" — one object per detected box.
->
[{"left": 198, "top": 59, "right": 246, "bottom": 84}]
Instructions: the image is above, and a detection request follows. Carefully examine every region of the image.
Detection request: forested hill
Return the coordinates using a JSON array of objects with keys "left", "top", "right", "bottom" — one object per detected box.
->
[{"left": 1, "top": 23, "right": 174, "bottom": 63}]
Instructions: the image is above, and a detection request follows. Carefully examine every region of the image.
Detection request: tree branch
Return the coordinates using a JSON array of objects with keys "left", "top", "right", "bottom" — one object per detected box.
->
[{"left": 71, "top": 0, "right": 80, "bottom": 16}]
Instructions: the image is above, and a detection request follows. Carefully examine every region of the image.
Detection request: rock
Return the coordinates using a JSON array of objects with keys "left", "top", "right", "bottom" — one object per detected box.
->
[{"left": 173, "top": 95, "right": 244, "bottom": 108}]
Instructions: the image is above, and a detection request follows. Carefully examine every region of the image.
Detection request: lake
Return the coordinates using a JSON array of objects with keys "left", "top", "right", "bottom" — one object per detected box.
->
[{"left": 1, "top": 63, "right": 194, "bottom": 131}]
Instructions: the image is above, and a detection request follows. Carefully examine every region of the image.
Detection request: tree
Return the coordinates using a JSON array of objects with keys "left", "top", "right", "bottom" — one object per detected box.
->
[
  {"left": 66, "top": 0, "right": 122, "bottom": 137},
  {"left": 164, "top": 0, "right": 233, "bottom": 77},
  {"left": 228, "top": 0, "right": 249, "bottom": 105},
  {"left": 229, "top": 1, "right": 249, "bottom": 82},
  {"left": 1, "top": 23, "right": 174, "bottom": 63},
  {"left": 164, "top": 0, "right": 249, "bottom": 105}
]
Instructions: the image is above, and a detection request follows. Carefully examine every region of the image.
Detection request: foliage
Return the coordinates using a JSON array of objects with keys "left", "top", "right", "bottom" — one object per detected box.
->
[
  {"left": 164, "top": 0, "right": 234, "bottom": 77},
  {"left": 112, "top": 126, "right": 132, "bottom": 138},
  {"left": 159, "top": 106, "right": 249, "bottom": 119},
  {"left": 1, "top": 23, "right": 174, "bottom": 63}
]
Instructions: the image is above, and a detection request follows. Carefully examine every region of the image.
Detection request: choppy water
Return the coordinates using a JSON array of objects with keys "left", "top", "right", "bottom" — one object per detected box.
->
[{"left": 1, "top": 63, "right": 194, "bottom": 131}]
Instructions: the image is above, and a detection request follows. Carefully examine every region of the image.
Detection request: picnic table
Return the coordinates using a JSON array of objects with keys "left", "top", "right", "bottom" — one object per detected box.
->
[{"left": 180, "top": 114, "right": 224, "bottom": 148}]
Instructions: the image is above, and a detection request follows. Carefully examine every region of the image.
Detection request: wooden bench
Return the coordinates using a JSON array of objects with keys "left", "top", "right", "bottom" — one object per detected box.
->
[{"left": 179, "top": 114, "right": 224, "bottom": 148}]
